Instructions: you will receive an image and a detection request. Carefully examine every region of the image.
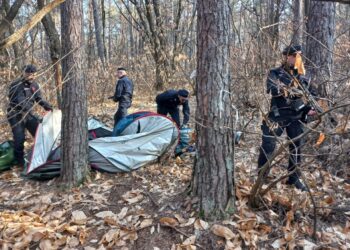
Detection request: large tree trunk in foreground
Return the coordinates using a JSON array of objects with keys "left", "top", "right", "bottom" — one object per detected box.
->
[
  {"left": 305, "top": 0, "right": 335, "bottom": 97},
  {"left": 60, "top": 0, "right": 89, "bottom": 187},
  {"left": 192, "top": 0, "right": 235, "bottom": 220}
]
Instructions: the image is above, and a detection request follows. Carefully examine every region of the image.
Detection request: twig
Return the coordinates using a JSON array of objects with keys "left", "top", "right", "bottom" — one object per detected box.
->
[
  {"left": 160, "top": 224, "right": 205, "bottom": 249},
  {"left": 142, "top": 190, "right": 159, "bottom": 208}
]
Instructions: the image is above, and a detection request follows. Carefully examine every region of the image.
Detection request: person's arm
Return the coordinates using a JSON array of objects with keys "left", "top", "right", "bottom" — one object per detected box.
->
[
  {"left": 113, "top": 79, "right": 124, "bottom": 102},
  {"left": 182, "top": 101, "right": 190, "bottom": 125},
  {"left": 8, "top": 80, "right": 31, "bottom": 112},
  {"left": 32, "top": 82, "right": 53, "bottom": 111},
  {"left": 266, "top": 69, "right": 280, "bottom": 96}
]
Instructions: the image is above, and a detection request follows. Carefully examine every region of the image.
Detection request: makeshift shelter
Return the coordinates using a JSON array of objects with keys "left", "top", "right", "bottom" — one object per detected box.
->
[{"left": 25, "top": 110, "right": 178, "bottom": 179}]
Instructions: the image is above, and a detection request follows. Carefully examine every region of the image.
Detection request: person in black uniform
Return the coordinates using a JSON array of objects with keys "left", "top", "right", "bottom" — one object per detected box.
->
[
  {"left": 110, "top": 67, "right": 134, "bottom": 127},
  {"left": 7, "top": 64, "right": 53, "bottom": 166},
  {"left": 257, "top": 45, "right": 317, "bottom": 191},
  {"left": 156, "top": 89, "right": 190, "bottom": 127}
]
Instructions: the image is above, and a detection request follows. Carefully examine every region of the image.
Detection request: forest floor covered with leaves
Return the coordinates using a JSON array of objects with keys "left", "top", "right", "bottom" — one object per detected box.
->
[{"left": 1, "top": 96, "right": 350, "bottom": 249}]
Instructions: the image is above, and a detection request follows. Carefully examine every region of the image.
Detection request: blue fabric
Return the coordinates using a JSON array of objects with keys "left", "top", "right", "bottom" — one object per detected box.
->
[
  {"left": 112, "top": 111, "right": 152, "bottom": 136},
  {"left": 175, "top": 127, "right": 193, "bottom": 155}
]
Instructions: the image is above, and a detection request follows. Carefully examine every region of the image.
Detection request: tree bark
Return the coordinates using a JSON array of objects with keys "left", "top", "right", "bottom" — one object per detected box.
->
[
  {"left": 92, "top": 0, "right": 105, "bottom": 66},
  {"left": 0, "top": 0, "right": 25, "bottom": 38},
  {"left": 305, "top": 0, "right": 335, "bottom": 96},
  {"left": 292, "top": 0, "right": 304, "bottom": 45},
  {"left": 192, "top": 0, "right": 235, "bottom": 220},
  {"left": 38, "top": 0, "right": 62, "bottom": 108},
  {"left": 60, "top": 0, "right": 89, "bottom": 188}
]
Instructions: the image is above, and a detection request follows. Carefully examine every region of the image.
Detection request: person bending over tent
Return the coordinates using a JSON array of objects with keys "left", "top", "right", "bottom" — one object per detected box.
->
[
  {"left": 7, "top": 64, "right": 53, "bottom": 167},
  {"left": 156, "top": 89, "right": 190, "bottom": 128},
  {"left": 109, "top": 67, "right": 134, "bottom": 127}
]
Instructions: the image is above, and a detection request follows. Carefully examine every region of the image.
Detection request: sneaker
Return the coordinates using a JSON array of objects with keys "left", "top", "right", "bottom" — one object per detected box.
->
[{"left": 286, "top": 178, "right": 307, "bottom": 192}]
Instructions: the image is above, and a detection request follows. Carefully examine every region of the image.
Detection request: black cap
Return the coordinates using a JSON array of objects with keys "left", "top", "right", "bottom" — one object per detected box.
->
[
  {"left": 117, "top": 67, "right": 126, "bottom": 71},
  {"left": 178, "top": 89, "right": 189, "bottom": 98},
  {"left": 23, "top": 64, "right": 37, "bottom": 73},
  {"left": 282, "top": 45, "right": 302, "bottom": 55}
]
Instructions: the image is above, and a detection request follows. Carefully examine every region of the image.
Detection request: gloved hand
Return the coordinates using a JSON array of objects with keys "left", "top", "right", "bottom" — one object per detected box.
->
[{"left": 43, "top": 105, "right": 53, "bottom": 112}]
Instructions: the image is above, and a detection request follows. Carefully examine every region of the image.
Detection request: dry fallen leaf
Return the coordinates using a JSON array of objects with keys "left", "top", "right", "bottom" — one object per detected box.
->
[
  {"left": 122, "top": 190, "right": 144, "bottom": 204},
  {"left": 71, "top": 210, "right": 87, "bottom": 225},
  {"left": 211, "top": 225, "right": 235, "bottom": 240},
  {"left": 95, "top": 211, "right": 116, "bottom": 219},
  {"left": 183, "top": 235, "right": 196, "bottom": 245},
  {"left": 139, "top": 219, "right": 153, "bottom": 229},
  {"left": 194, "top": 219, "right": 209, "bottom": 230},
  {"left": 159, "top": 217, "right": 179, "bottom": 227}
]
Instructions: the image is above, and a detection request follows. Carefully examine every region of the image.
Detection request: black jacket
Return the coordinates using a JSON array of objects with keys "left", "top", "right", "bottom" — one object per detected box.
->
[
  {"left": 156, "top": 90, "right": 190, "bottom": 125},
  {"left": 7, "top": 78, "right": 52, "bottom": 115},
  {"left": 113, "top": 76, "right": 133, "bottom": 103},
  {"left": 266, "top": 66, "right": 317, "bottom": 121}
]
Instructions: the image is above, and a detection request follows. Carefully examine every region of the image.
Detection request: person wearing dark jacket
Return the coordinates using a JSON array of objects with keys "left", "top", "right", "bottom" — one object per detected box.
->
[
  {"left": 257, "top": 45, "right": 317, "bottom": 191},
  {"left": 7, "top": 64, "right": 53, "bottom": 166},
  {"left": 110, "top": 67, "right": 133, "bottom": 127},
  {"left": 156, "top": 89, "right": 190, "bottom": 127}
]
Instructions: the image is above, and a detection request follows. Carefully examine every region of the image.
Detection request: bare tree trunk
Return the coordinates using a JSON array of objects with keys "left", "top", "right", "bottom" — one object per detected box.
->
[
  {"left": 0, "top": 0, "right": 25, "bottom": 38},
  {"left": 101, "top": 0, "right": 107, "bottom": 61},
  {"left": 1, "top": 0, "right": 22, "bottom": 69},
  {"left": 92, "top": 0, "right": 105, "bottom": 66},
  {"left": 192, "top": 0, "right": 235, "bottom": 220},
  {"left": 60, "top": 0, "right": 89, "bottom": 188},
  {"left": 38, "top": 0, "right": 62, "bottom": 109},
  {"left": 305, "top": 1, "right": 335, "bottom": 97},
  {"left": 292, "top": 0, "right": 304, "bottom": 45}
]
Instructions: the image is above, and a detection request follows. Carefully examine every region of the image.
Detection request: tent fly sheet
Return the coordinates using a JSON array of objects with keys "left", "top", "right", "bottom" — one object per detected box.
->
[{"left": 25, "top": 111, "right": 178, "bottom": 179}]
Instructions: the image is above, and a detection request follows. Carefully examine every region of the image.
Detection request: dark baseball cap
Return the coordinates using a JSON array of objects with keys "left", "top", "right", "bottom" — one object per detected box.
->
[
  {"left": 23, "top": 64, "right": 37, "bottom": 73},
  {"left": 178, "top": 89, "right": 189, "bottom": 98}
]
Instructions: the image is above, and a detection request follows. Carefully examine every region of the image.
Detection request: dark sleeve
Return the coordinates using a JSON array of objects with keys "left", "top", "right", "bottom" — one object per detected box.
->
[
  {"left": 182, "top": 101, "right": 190, "bottom": 125},
  {"left": 266, "top": 70, "right": 279, "bottom": 96},
  {"left": 113, "top": 79, "right": 124, "bottom": 102},
  {"left": 155, "top": 92, "right": 167, "bottom": 105},
  {"left": 33, "top": 83, "right": 52, "bottom": 110},
  {"left": 8, "top": 80, "right": 30, "bottom": 112}
]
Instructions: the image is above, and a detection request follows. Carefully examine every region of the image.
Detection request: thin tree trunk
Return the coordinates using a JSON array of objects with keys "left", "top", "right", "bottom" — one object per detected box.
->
[
  {"left": 91, "top": 0, "right": 105, "bottom": 66},
  {"left": 0, "top": 0, "right": 65, "bottom": 50},
  {"left": 192, "top": 0, "right": 235, "bottom": 220},
  {"left": 60, "top": 0, "right": 89, "bottom": 188},
  {"left": 38, "top": 0, "right": 62, "bottom": 108},
  {"left": 0, "top": 0, "right": 25, "bottom": 38},
  {"left": 292, "top": 0, "right": 304, "bottom": 45}
]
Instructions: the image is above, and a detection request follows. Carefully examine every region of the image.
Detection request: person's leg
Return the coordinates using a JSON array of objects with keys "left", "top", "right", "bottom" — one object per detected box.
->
[
  {"left": 257, "top": 121, "right": 283, "bottom": 177},
  {"left": 286, "top": 120, "right": 305, "bottom": 190},
  {"left": 25, "top": 115, "right": 40, "bottom": 137},
  {"left": 168, "top": 108, "right": 181, "bottom": 127},
  {"left": 8, "top": 114, "right": 26, "bottom": 165},
  {"left": 114, "top": 103, "right": 129, "bottom": 127}
]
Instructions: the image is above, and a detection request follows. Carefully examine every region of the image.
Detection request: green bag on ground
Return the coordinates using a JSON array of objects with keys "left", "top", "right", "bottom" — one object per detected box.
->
[{"left": 0, "top": 141, "right": 15, "bottom": 171}]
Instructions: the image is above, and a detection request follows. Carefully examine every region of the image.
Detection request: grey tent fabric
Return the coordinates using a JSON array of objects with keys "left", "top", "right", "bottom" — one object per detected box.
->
[{"left": 26, "top": 110, "right": 178, "bottom": 178}]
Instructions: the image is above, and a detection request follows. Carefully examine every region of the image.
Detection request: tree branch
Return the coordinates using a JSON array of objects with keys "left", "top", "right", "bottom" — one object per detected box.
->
[{"left": 0, "top": 0, "right": 66, "bottom": 50}]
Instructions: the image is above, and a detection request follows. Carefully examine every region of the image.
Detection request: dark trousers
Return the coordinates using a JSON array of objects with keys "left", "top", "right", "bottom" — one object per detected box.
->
[
  {"left": 257, "top": 119, "right": 303, "bottom": 182},
  {"left": 7, "top": 113, "right": 39, "bottom": 164},
  {"left": 157, "top": 105, "right": 180, "bottom": 127},
  {"left": 114, "top": 102, "right": 131, "bottom": 127}
]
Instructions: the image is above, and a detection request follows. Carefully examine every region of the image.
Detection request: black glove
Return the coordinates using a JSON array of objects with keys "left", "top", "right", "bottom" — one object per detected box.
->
[{"left": 43, "top": 104, "right": 53, "bottom": 112}]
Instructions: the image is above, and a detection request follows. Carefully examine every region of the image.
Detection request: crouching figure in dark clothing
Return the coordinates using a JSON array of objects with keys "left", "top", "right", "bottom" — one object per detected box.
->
[
  {"left": 110, "top": 67, "right": 134, "bottom": 127},
  {"left": 7, "top": 64, "right": 53, "bottom": 166},
  {"left": 257, "top": 45, "right": 317, "bottom": 191},
  {"left": 156, "top": 89, "right": 190, "bottom": 128}
]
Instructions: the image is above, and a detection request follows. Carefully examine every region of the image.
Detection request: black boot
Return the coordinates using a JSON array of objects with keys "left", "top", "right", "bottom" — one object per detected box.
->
[{"left": 286, "top": 175, "right": 307, "bottom": 191}]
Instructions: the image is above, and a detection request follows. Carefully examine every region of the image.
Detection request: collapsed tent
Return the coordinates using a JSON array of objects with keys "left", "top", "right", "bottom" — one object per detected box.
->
[{"left": 25, "top": 110, "right": 178, "bottom": 179}]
